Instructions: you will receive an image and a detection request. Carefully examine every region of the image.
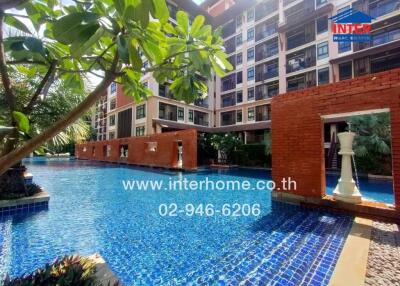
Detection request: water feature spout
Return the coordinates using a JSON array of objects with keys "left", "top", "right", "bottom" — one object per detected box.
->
[{"left": 333, "top": 132, "right": 362, "bottom": 204}]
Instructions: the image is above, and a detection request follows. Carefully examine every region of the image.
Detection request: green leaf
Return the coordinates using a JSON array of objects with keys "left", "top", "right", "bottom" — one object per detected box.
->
[
  {"left": 53, "top": 12, "right": 100, "bottom": 45},
  {"left": 12, "top": 111, "right": 30, "bottom": 133},
  {"left": 4, "top": 15, "right": 32, "bottom": 34},
  {"left": 129, "top": 46, "right": 143, "bottom": 71},
  {"left": 215, "top": 51, "right": 233, "bottom": 71},
  {"left": 176, "top": 11, "right": 189, "bottom": 36},
  {"left": 190, "top": 15, "right": 205, "bottom": 37},
  {"left": 151, "top": 0, "right": 169, "bottom": 24},
  {"left": 210, "top": 56, "right": 226, "bottom": 77},
  {"left": 71, "top": 27, "right": 105, "bottom": 58},
  {"left": 117, "top": 35, "right": 129, "bottom": 63}
]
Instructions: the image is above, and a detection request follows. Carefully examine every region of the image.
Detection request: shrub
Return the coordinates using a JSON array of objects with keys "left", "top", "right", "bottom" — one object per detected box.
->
[
  {"left": 232, "top": 144, "right": 271, "bottom": 167},
  {"left": 3, "top": 255, "right": 98, "bottom": 286}
]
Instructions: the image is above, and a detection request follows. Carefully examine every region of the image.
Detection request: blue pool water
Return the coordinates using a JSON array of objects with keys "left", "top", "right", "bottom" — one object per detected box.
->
[
  {"left": 0, "top": 160, "right": 354, "bottom": 285},
  {"left": 326, "top": 174, "right": 394, "bottom": 204}
]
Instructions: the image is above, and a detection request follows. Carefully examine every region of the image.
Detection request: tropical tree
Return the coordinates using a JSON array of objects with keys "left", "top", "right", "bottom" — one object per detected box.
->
[
  {"left": 349, "top": 113, "right": 392, "bottom": 175},
  {"left": 210, "top": 133, "right": 242, "bottom": 164},
  {"left": 0, "top": 0, "right": 232, "bottom": 176}
]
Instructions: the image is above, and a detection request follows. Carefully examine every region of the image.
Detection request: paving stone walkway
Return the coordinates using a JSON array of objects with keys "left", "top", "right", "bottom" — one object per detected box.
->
[{"left": 365, "top": 221, "right": 400, "bottom": 286}]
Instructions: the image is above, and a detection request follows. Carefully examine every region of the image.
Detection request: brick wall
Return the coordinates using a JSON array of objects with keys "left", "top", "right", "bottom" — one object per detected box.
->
[
  {"left": 116, "top": 84, "right": 133, "bottom": 108},
  {"left": 271, "top": 68, "right": 400, "bottom": 209},
  {"left": 76, "top": 129, "right": 197, "bottom": 170}
]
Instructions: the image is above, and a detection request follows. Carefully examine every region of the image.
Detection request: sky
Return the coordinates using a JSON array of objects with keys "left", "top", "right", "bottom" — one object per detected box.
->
[{"left": 193, "top": 0, "right": 205, "bottom": 4}]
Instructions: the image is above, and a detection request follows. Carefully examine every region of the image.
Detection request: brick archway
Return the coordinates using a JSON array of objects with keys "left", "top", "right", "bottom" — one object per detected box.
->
[{"left": 271, "top": 69, "right": 400, "bottom": 210}]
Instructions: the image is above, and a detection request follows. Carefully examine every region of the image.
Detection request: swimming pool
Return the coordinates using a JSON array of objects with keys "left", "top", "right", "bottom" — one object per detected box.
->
[{"left": 0, "top": 160, "right": 353, "bottom": 285}]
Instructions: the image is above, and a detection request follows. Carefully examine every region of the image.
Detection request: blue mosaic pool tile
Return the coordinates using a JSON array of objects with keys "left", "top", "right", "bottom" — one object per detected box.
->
[{"left": 0, "top": 161, "right": 354, "bottom": 286}]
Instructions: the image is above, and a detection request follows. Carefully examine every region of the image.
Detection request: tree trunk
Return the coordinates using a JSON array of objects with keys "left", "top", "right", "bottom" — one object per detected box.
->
[{"left": 0, "top": 74, "right": 115, "bottom": 175}]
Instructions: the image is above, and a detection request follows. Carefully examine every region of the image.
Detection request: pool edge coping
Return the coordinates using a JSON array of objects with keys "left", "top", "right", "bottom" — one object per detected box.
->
[
  {"left": 88, "top": 254, "right": 123, "bottom": 286},
  {"left": 328, "top": 217, "right": 372, "bottom": 286}
]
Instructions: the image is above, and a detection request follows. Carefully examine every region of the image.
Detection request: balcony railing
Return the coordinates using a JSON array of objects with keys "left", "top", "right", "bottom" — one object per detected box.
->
[
  {"left": 286, "top": 56, "right": 316, "bottom": 73},
  {"left": 255, "top": 68, "right": 279, "bottom": 82},
  {"left": 369, "top": 0, "right": 400, "bottom": 18}
]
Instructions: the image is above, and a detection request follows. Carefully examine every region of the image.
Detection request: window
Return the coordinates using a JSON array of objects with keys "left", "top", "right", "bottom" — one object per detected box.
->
[
  {"left": 248, "top": 87, "right": 255, "bottom": 100},
  {"left": 247, "top": 67, "right": 255, "bottom": 81},
  {"left": 318, "top": 68, "right": 329, "bottom": 85},
  {"left": 316, "top": 0, "right": 328, "bottom": 7},
  {"left": 177, "top": 107, "right": 184, "bottom": 121},
  {"left": 109, "top": 115, "right": 115, "bottom": 126},
  {"left": 135, "top": 126, "right": 145, "bottom": 136},
  {"left": 237, "top": 91, "right": 243, "bottom": 103},
  {"left": 237, "top": 110, "right": 243, "bottom": 122},
  {"left": 236, "top": 53, "right": 243, "bottom": 65},
  {"left": 110, "top": 82, "right": 117, "bottom": 94},
  {"left": 316, "top": 16, "right": 328, "bottom": 34},
  {"left": 136, "top": 104, "right": 146, "bottom": 119},
  {"left": 236, "top": 34, "right": 242, "bottom": 46},
  {"left": 236, "top": 14, "right": 242, "bottom": 28},
  {"left": 247, "top": 28, "right": 254, "bottom": 41},
  {"left": 109, "top": 132, "right": 115, "bottom": 140},
  {"left": 247, "top": 9, "right": 254, "bottom": 22},
  {"left": 247, "top": 47, "right": 254, "bottom": 61},
  {"left": 188, "top": 110, "right": 194, "bottom": 122},
  {"left": 317, "top": 41, "right": 329, "bottom": 59},
  {"left": 338, "top": 41, "right": 351, "bottom": 53},
  {"left": 110, "top": 98, "right": 116, "bottom": 110},
  {"left": 248, "top": 107, "right": 255, "bottom": 121},
  {"left": 237, "top": 72, "right": 243, "bottom": 84},
  {"left": 339, "top": 61, "right": 352, "bottom": 80}
]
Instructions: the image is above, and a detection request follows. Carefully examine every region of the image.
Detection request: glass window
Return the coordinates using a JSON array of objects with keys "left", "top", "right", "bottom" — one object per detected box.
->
[
  {"left": 236, "top": 34, "right": 242, "bottom": 46},
  {"left": 247, "top": 67, "right": 255, "bottom": 81},
  {"left": 236, "top": 53, "right": 243, "bottom": 65},
  {"left": 248, "top": 107, "right": 255, "bottom": 121},
  {"left": 247, "top": 28, "right": 255, "bottom": 41},
  {"left": 339, "top": 61, "right": 352, "bottom": 80},
  {"left": 247, "top": 9, "right": 254, "bottom": 22},
  {"left": 110, "top": 98, "right": 116, "bottom": 110},
  {"left": 136, "top": 104, "right": 146, "bottom": 119},
  {"left": 236, "top": 91, "right": 243, "bottom": 103},
  {"left": 317, "top": 41, "right": 329, "bottom": 59},
  {"left": 316, "top": 0, "right": 328, "bottom": 7},
  {"left": 338, "top": 41, "right": 351, "bottom": 53},
  {"left": 248, "top": 87, "right": 255, "bottom": 101},
  {"left": 188, "top": 110, "right": 194, "bottom": 122},
  {"left": 237, "top": 110, "right": 243, "bottom": 122},
  {"left": 318, "top": 68, "right": 329, "bottom": 85},
  {"left": 237, "top": 71, "right": 243, "bottom": 84},
  {"left": 109, "top": 132, "right": 115, "bottom": 140},
  {"left": 236, "top": 14, "right": 242, "bottom": 28},
  {"left": 247, "top": 47, "right": 254, "bottom": 61},
  {"left": 109, "top": 115, "right": 115, "bottom": 126},
  {"left": 316, "top": 16, "right": 328, "bottom": 34},
  {"left": 110, "top": 82, "right": 117, "bottom": 94},
  {"left": 135, "top": 126, "right": 145, "bottom": 136},
  {"left": 177, "top": 107, "right": 184, "bottom": 121}
]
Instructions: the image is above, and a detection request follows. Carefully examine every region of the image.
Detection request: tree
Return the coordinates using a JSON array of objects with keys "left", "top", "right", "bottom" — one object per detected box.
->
[
  {"left": 210, "top": 133, "right": 242, "bottom": 164},
  {"left": 350, "top": 113, "right": 392, "bottom": 175},
  {"left": 0, "top": 0, "right": 232, "bottom": 175}
]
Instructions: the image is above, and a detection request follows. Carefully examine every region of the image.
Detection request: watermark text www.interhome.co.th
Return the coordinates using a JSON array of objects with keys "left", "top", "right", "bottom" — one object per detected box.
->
[{"left": 121, "top": 177, "right": 296, "bottom": 192}]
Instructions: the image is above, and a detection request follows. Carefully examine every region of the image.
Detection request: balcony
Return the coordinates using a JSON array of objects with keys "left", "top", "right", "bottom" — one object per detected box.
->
[
  {"left": 354, "top": 24, "right": 400, "bottom": 52},
  {"left": 194, "top": 98, "right": 209, "bottom": 108},
  {"left": 255, "top": 38, "right": 279, "bottom": 61},
  {"left": 255, "top": 60, "right": 279, "bottom": 82},
  {"left": 159, "top": 102, "right": 177, "bottom": 121},
  {"left": 194, "top": 111, "right": 209, "bottom": 127},
  {"left": 221, "top": 111, "right": 236, "bottom": 126},
  {"left": 255, "top": 82, "right": 279, "bottom": 100},
  {"left": 255, "top": 18, "right": 278, "bottom": 42},
  {"left": 369, "top": 0, "right": 400, "bottom": 19},
  {"left": 224, "top": 37, "right": 236, "bottom": 54},
  {"left": 286, "top": 22, "right": 315, "bottom": 50},
  {"left": 221, "top": 92, "right": 236, "bottom": 108},
  {"left": 222, "top": 22, "right": 236, "bottom": 39},
  {"left": 255, "top": 105, "right": 271, "bottom": 121},
  {"left": 221, "top": 74, "right": 236, "bottom": 92},
  {"left": 255, "top": 0, "right": 278, "bottom": 22},
  {"left": 286, "top": 46, "right": 316, "bottom": 73}
]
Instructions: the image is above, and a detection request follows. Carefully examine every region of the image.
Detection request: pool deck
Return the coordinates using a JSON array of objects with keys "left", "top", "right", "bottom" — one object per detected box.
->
[{"left": 329, "top": 217, "right": 372, "bottom": 286}]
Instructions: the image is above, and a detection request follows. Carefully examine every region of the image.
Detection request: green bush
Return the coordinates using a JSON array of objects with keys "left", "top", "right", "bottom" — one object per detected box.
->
[
  {"left": 232, "top": 144, "right": 271, "bottom": 167},
  {"left": 3, "top": 255, "right": 98, "bottom": 286}
]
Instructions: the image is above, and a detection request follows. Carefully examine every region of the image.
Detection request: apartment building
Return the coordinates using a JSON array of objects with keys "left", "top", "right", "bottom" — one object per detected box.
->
[{"left": 93, "top": 0, "right": 400, "bottom": 145}]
